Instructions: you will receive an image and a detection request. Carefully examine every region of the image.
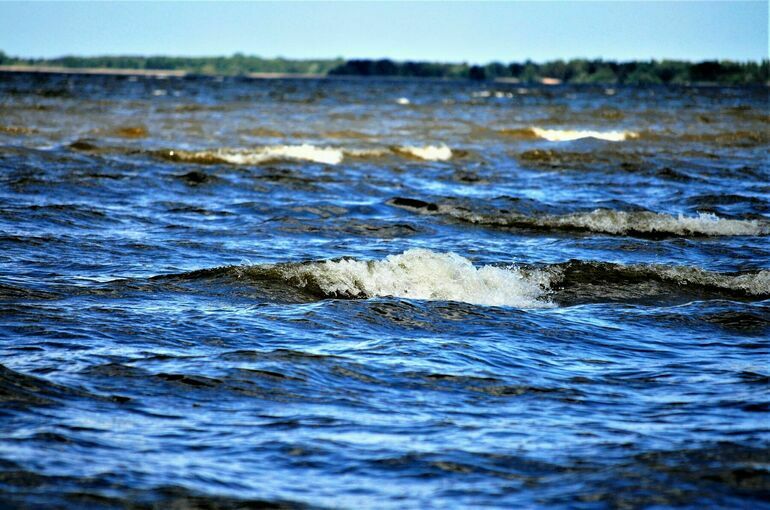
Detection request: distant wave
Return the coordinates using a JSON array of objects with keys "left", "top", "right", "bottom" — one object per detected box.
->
[
  {"left": 532, "top": 128, "right": 639, "bottom": 142},
  {"left": 159, "top": 144, "right": 344, "bottom": 165},
  {"left": 394, "top": 144, "right": 453, "bottom": 161},
  {"left": 498, "top": 127, "right": 767, "bottom": 146},
  {"left": 538, "top": 210, "right": 765, "bottom": 236},
  {"left": 155, "top": 143, "right": 455, "bottom": 165},
  {"left": 499, "top": 127, "right": 639, "bottom": 142},
  {"left": 539, "top": 260, "right": 770, "bottom": 303},
  {"left": 389, "top": 198, "right": 767, "bottom": 237}
]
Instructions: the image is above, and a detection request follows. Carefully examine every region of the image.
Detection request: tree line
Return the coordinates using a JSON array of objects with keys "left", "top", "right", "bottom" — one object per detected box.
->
[
  {"left": 329, "top": 58, "right": 769, "bottom": 85},
  {"left": 1, "top": 51, "right": 767, "bottom": 85},
  {"left": 0, "top": 52, "right": 343, "bottom": 76}
]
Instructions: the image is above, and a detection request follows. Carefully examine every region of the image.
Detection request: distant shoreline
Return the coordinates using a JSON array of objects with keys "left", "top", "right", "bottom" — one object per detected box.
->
[
  {"left": 0, "top": 65, "right": 327, "bottom": 79},
  {"left": 1, "top": 63, "right": 767, "bottom": 86}
]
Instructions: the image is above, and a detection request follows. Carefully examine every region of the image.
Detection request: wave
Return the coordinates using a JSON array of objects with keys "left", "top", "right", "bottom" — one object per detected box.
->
[
  {"left": 499, "top": 127, "right": 638, "bottom": 142},
  {"left": 388, "top": 198, "right": 767, "bottom": 237},
  {"left": 394, "top": 144, "right": 453, "bottom": 161},
  {"left": 540, "top": 210, "right": 765, "bottom": 237},
  {"left": 275, "top": 249, "right": 551, "bottom": 307},
  {"left": 538, "top": 260, "right": 770, "bottom": 304},
  {"left": 154, "top": 251, "right": 769, "bottom": 307},
  {"left": 155, "top": 143, "right": 455, "bottom": 165},
  {"left": 640, "top": 129, "right": 769, "bottom": 147},
  {"left": 159, "top": 144, "right": 344, "bottom": 165},
  {"left": 532, "top": 128, "right": 638, "bottom": 142},
  {"left": 499, "top": 127, "right": 766, "bottom": 146}
]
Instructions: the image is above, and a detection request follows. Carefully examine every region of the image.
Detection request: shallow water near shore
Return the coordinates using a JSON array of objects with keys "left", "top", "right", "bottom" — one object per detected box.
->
[{"left": 1, "top": 72, "right": 768, "bottom": 509}]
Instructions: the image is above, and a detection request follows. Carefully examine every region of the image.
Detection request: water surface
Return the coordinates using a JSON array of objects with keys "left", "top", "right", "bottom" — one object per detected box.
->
[{"left": 1, "top": 73, "right": 768, "bottom": 508}]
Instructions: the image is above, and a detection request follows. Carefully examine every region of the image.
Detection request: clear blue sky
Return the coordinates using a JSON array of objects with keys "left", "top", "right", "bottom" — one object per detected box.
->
[{"left": 1, "top": 1, "right": 767, "bottom": 62}]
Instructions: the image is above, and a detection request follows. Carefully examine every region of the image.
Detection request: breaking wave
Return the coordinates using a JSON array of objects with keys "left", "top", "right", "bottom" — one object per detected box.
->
[
  {"left": 539, "top": 260, "right": 770, "bottom": 304},
  {"left": 539, "top": 210, "right": 765, "bottom": 236},
  {"left": 155, "top": 144, "right": 454, "bottom": 165},
  {"left": 499, "top": 127, "right": 639, "bottom": 142},
  {"left": 156, "top": 251, "right": 769, "bottom": 307},
  {"left": 531, "top": 128, "right": 639, "bottom": 142},
  {"left": 394, "top": 144, "right": 453, "bottom": 161},
  {"left": 389, "top": 198, "right": 767, "bottom": 237},
  {"left": 276, "top": 249, "right": 551, "bottom": 307},
  {"left": 159, "top": 144, "right": 344, "bottom": 165}
]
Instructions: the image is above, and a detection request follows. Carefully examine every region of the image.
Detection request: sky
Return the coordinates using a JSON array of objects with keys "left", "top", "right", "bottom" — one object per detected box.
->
[{"left": 1, "top": 1, "right": 767, "bottom": 63}]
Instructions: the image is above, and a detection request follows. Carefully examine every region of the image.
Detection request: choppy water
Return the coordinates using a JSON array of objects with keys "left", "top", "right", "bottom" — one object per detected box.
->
[{"left": 1, "top": 72, "right": 769, "bottom": 509}]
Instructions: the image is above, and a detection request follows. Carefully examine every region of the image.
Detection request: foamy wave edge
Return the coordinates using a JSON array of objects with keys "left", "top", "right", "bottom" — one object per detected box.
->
[
  {"left": 545, "top": 210, "right": 766, "bottom": 236},
  {"left": 499, "top": 127, "right": 639, "bottom": 142},
  {"left": 159, "top": 143, "right": 454, "bottom": 165},
  {"left": 428, "top": 205, "right": 765, "bottom": 237},
  {"left": 533, "top": 128, "right": 638, "bottom": 142},
  {"left": 543, "top": 261, "right": 770, "bottom": 297},
  {"left": 275, "top": 248, "right": 552, "bottom": 308}
]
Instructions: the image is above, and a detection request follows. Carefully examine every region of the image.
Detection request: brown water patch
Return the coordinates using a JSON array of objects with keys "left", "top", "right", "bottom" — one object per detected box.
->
[
  {"left": 112, "top": 125, "right": 148, "bottom": 138},
  {"left": 0, "top": 125, "right": 37, "bottom": 135}
]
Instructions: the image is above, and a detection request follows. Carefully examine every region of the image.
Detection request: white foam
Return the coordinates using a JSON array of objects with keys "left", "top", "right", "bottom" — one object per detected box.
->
[
  {"left": 396, "top": 97, "right": 411, "bottom": 105},
  {"left": 164, "top": 144, "right": 459, "bottom": 165},
  {"left": 654, "top": 266, "right": 770, "bottom": 296},
  {"left": 548, "top": 210, "right": 765, "bottom": 236},
  {"left": 280, "top": 248, "right": 552, "bottom": 308},
  {"left": 531, "top": 127, "right": 638, "bottom": 142},
  {"left": 397, "top": 144, "right": 453, "bottom": 161},
  {"left": 216, "top": 144, "right": 344, "bottom": 165}
]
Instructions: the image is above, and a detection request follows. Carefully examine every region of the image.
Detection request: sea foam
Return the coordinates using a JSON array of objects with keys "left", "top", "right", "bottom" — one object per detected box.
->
[
  {"left": 531, "top": 128, "right": 638, "bottom": 142},
  {"left": 396, "top": 144, "right": 453, "bottom": 161},
  {"left": 213, "top": 144, "right": 344, "bottom": 165},
  {"left": 545, "top": 210, "right": 765, "bottom": 236},
  {"left": 278, "top": 248, "right": 552, "bottom": 308},
  {"left": 161, "top": 143, "right": 454, "bottom": 165}
]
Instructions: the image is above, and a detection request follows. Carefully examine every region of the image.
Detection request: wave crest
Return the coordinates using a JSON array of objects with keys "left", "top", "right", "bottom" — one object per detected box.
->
[
  {"left": 499, "top": 127, "right": 638, "bottom": 142},
  {"left": 395, "top": 144, "right": 453, "bottom": 161},
  {"left": 156, "top": 254, "right": 769, "bottom": 306},
  {"left": 544, "top": 210, "right": 765, "bottom": 236},
  {"left": 157, "top": 143, "right": 455, "bottom": 165},
  {"left": 389, "top": 199, "right": 766, "bottom": 237},
  {"left": 277, "top": 249, "right": 551, "bottom": 308},
  {"left": 531, "top": 128, "right": 638, "bottom": 142},
  {"left": 160, "top": 144, "right": 344, "bottom": 165},
  {"left": 541, "top": 260, "right": 770, "bottom": 303}
]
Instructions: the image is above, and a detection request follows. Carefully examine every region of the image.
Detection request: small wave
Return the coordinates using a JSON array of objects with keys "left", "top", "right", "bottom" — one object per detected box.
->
[
  {"left": 395, "top": 144, "right": 453, "bottom": 161},
  {"left": 160, "top": 144, "right": 344, "bottom": 165},
  {"left": 541, "top": 260, "right": 770, "bottom": 303},
  {"left": 640, "top": 129, "right": 769, "bottom": 147},
  {"left": 389, "top": 199, "right": 766, "bottom": 237},
  {"left": 532, "top": 128, "right": 638, "bottom": 142},
  {"left": 499, "top": 127, "right": 638, "bottom": 142},
  {"left": 157, "top": 144, "right": 454, "bottom": 165},
  {"left": 277, "top": 249, "right": 551, "bottom": 308},
  {"left": 543, "top": 210, "right": 765, "bottom": 237}
]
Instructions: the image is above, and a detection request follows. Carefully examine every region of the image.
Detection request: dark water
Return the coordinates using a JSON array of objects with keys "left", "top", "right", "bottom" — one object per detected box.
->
[{"left": 1, "top": 72, "right": 768, "bottom": 509}]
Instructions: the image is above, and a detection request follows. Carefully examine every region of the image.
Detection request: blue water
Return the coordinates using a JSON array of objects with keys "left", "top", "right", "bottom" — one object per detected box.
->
[{"left": 1, "top": 73, "right": 768, "bottom": 509}]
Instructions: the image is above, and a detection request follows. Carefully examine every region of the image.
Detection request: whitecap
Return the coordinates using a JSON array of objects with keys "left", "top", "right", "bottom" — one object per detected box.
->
[
  {"left": 215, "top": 144, "right": 344, "bottom": 165},
  {"left": 547, "top": 210, "right": 765, "bottom": 236},
  {"left": 531, "top": 127, "right": 638, "bottom": 142},
  {"left": 396, "top": 144, "right": 453, "bottom": 161},
  {"left": 278, "top": 248, "right": 552, "bottom": 308}
]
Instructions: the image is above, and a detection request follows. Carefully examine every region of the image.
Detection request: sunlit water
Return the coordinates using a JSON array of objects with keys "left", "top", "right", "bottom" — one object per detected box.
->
[{"left": 1, "top": 73, "right": 768, "bottom": 509}]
